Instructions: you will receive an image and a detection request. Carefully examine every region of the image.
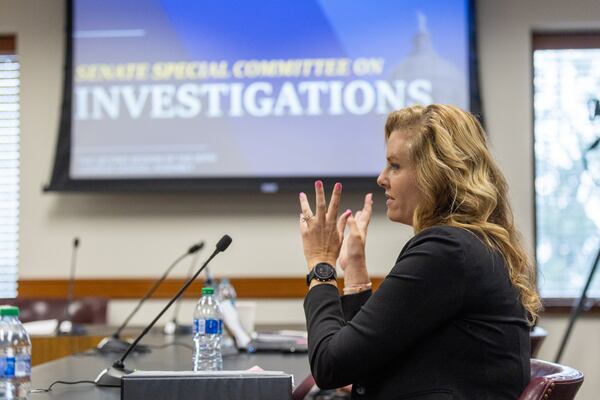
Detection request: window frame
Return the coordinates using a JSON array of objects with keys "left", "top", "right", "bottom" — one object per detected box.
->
[
  {"left": 531, "top": 31, "right": 600, "bottom": 313},
  {"left": 0, "top": 36, "right": 16, "bottom": 55},
  {"left": 0, "top": 34, "right": 19, "bottom": 298}
]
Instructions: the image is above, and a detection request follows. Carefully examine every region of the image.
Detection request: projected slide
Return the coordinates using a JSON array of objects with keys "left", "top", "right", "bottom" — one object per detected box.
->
[{"left": 71, "top": 0, "right": 469, "bottom": 179}]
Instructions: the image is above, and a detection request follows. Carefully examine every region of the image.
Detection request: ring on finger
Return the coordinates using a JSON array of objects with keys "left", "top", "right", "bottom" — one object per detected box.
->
[{"left": 301, "top": 214, "right": 314, "bottom": 223}]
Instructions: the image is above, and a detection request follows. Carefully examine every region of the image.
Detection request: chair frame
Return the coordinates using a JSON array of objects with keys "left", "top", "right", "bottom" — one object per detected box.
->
[{"left": 519, "top": 359, "right": 584, "bottom": 400}]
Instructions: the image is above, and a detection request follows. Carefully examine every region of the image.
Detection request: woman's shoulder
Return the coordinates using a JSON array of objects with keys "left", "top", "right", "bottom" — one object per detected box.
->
[
  {"left": 397, "top": 225, "right": 464, "bottom": 259},
  {"left": 408, "top": 225, "right": 477, "bottom": 246},
  {"left": 398, "top": 225, "right": 484, "bottom": 262}
]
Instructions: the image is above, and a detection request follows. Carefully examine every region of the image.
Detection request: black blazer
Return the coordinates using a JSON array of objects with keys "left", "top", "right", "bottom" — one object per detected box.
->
[{"left": 304, "top": 226, "right": 531, "bottom": 400}]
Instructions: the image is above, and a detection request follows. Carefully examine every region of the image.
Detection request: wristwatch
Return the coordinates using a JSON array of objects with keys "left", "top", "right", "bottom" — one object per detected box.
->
[{"left": 306, "top": 262, "right": 337, "bottom": 286}]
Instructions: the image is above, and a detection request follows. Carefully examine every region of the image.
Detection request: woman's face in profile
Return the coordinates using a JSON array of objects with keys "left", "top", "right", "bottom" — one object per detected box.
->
[{"left": 377, "top": 130, "right": 421, "bottom": 225}]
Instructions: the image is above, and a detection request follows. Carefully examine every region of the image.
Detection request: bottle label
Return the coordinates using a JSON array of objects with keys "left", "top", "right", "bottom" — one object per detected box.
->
[
  {"left": 0, "top": 356, "right": 15, "bottom": 378},
  {"left": 15, "top": 355, "right": 31, "bottom": 377},
  {"left": 194, "top": 319, "right": 223, "bottom": 334}
]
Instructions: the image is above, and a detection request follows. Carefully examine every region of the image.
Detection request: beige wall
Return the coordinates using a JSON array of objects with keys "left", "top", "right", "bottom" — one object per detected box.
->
[
  {"left": 0, "top": 0, "right": 413, "bottom": 318},
  {"left": 1, "top": 0, "right": 599, "bottom": 397},
  {"left": 477, "top": 1, "right": 600, "bottom": 397},
  {"left": 536, "top": 316, "right": 600, "bottom": 399}
]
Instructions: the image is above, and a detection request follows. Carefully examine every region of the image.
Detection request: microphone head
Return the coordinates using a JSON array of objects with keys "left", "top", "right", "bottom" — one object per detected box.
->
[
  {"left": 74, "top": 237, "right": 80, "bottom": 248},
  {"left": 216, "top": 235, "right": 232, "bottom": 252},
  {"left": 188, "top": 241, "right": 205, "bottom": 254}
]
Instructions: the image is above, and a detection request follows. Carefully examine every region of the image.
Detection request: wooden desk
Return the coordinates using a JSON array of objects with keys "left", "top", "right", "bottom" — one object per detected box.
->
[
  {"left": 30, "top": 332, "right": 310, "bottom": 400},
  {"left": 31, "top": 335, "right": 105, "bottom": 366},
  {"left": 30, "top": 324, "right": 306, "bottom": 366},
  {"left": 29, "top": 326, "right": 141, "bottom": 366}
]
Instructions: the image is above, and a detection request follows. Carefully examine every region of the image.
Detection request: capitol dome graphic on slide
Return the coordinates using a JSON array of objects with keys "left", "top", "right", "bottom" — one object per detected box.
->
[{"left": 391, "top": 13, "right": 468, "bottom": 108}]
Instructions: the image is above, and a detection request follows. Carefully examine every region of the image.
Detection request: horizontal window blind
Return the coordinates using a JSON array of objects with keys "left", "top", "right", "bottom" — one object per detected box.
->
[
  {"left": 0, "top": 54, "right": 19, "bottom": 298},
  {"left": 533, "top": 33, "right": 600, "bottom": 298}
]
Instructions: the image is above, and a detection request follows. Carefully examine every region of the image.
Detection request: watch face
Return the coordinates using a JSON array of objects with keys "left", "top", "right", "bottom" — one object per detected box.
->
[{"left": 315, "top": 263, "right": 334, "bottom": 279}]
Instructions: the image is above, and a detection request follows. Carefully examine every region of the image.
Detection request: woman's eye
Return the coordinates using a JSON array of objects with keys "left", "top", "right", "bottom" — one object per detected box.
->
[{"left": 389, "top": 163, "right": 400, "bottom": 170}]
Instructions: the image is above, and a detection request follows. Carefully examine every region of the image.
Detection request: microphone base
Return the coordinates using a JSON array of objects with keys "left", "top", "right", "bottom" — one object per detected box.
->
[
  {"left": 95, "top": 365, "right": 132, "bottom": 387},
  {"left": 163, "top": 320, "right": 193, "bottom": 336},
  {"left": 96, "top": 336, "right": 151, "bottom": 354}
]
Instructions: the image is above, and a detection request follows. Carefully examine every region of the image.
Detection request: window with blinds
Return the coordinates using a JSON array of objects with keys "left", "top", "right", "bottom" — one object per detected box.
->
[
  {"left": 533, "top": 33, "right": 600, "bottom": 299},
  {"left": 0, "top": 43, "right": 19, "bottom": 298}
]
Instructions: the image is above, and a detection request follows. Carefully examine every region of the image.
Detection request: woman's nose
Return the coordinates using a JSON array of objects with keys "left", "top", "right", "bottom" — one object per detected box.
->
[{"left": 376, "top": 171, "right": 387, "bottom": 188}]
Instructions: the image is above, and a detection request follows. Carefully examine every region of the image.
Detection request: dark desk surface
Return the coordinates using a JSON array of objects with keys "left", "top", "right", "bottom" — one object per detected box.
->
[{"left": 30, "top": 332, "right": 310, "bottom": 399}]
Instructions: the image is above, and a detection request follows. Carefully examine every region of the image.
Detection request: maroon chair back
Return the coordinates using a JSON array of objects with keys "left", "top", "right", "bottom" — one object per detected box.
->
[
  {"left": 519, "top": 359, "right": 584, "bottom": 400},
  {"left": 291, "top": 359, "right": 584, "bottom": 400},
  {"left": 0, "top": 297, "right": 108, "bottom": 324},
  {"left": 292, "top": 374, "right": 315, "bottom": 400}
]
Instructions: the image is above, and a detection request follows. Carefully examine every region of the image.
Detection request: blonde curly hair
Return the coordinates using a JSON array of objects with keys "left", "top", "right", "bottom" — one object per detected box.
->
[{"left": 385, "top": 104, "right": 542, "bottom": 324}]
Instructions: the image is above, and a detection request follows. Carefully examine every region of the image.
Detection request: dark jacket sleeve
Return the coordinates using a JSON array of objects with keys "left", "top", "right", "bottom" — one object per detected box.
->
[
  {"left": 340, "top": 290, "right": 371, "bottom": 321},
  {"left": 303, "top": 227, "right": 466, "bottom": 389}
]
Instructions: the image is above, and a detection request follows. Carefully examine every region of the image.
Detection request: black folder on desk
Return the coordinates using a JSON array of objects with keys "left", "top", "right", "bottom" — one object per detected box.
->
[{"left": 122, "top": 371, "right": 293, "bottom": 400}]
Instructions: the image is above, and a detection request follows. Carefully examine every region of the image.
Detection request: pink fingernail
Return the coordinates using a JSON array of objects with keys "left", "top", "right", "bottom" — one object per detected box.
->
[
  {"left": 335, "top": 182, "right": 342, "bottom": 190},
  {"left": 315, "top": 180, "right": 323, "bottom": 188},
  {"left": 299, "top": 192, "right": 306, "bottom": 198},
  {"left": 346, "top": 209, "right": 352, "bottom": 215}
]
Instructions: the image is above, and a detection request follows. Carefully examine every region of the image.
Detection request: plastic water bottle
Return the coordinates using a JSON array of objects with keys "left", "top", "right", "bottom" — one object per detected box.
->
[
  {"left": 217, "top": 278, "right": 237, "bottom": 306},
  {"left": 0, "top": 315, "right": 14, "bottom": 399},
  {"left": 0, "top": 306, "right": 31, "bottom": 400},
  {"left": 193, "top": 287, "right": 223, "bottom": 371},
  {"left": 216, "top": 278, "right": 238, "bottom": 350}
]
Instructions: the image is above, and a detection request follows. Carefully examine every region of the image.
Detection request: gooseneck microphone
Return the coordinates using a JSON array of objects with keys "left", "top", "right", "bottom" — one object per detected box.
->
[
  {"left": 95, "top": 235, "right": 232, "bottom": 387},
  {"left": 164, "top": 250, "right": 201, "bottom": 335},
  {"left": 96, "top": 241, "right": 205, "bottom": 354},
  {"left": 57, "top": 237, "right": 85, "bottom": 335}
]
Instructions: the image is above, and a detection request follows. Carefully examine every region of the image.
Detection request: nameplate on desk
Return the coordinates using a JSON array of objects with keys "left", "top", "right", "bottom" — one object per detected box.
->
[{"left": 121, "top": 370, "right": 293, "bottom": 400}]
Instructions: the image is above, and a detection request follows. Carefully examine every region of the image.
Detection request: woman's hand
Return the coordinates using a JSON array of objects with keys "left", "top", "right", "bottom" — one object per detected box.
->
[
  {"left": 338, "top": 193, "right": 373, "bottom": 286},
  {"left": 299, "top": 181, "right": 351, "bottom": 270}
]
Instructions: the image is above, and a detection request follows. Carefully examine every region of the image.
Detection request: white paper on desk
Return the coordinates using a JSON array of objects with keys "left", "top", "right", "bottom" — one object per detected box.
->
[
  {"left": 22, "top": 319, "right": 58, "bottom": 335},
  {"left": 128, "top": 370, "right": 289, "bottom": 377},
  {"left": 220, "top": 299, "right": 252, "bottom": 349},
  {"left": 277, "top": 330, "right": 308, "bottom": 339},
  {"left": 253, "top": 332, "right": 307, "bottom": 344}
]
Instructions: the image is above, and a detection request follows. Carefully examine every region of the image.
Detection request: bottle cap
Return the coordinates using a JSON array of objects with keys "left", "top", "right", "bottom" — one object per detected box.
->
[
  {"left": 202, "top": 287, "right": 214, "bottom": 295},
  {"left": 0, "top": 306, "right": 19, "bottom": 317}
]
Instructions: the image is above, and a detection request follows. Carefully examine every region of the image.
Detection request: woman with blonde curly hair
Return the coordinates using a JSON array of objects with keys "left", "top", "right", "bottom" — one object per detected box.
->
[{"left": 299, "top": 104, "right": 541, "bottom": 400}]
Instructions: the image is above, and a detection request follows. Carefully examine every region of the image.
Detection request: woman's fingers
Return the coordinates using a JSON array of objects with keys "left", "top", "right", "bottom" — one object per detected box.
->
[
  {"left": 347, "top": 213, "right": 361, "bottom": 236},
  {"left": 355, "top": 210, "right": 363, "bottom": 222},
  {"left": 363, "top": 193, "right": 373, "bottom": 217},
  {"left": 314, "top": 180, "right": 326, "bottom": 222},
  {"left": 359, "top": 193, "right": 373, "bottom": 233},
  {"left": 337, "top": 209, "right": 351, "bottom": 239},
  {"left": 302, "top": 181, "right": 344, "bottom": 228},
  {"left": 327, "top": 182, "right": 342, "bottom": 222},
  {"left": 299, "top": 213, "right": 308, "bottom": 234},
  {"left": 298, "top": 192, "right": 313, "bottom": 223}
]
